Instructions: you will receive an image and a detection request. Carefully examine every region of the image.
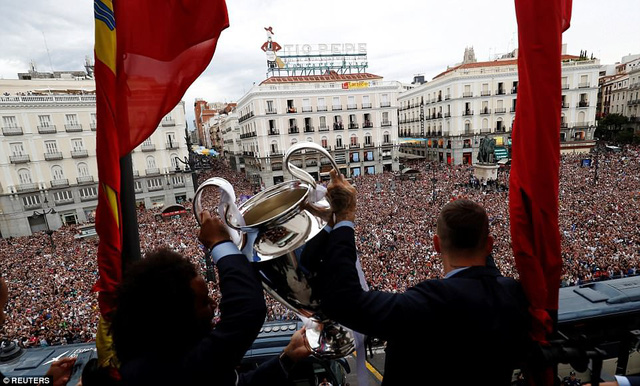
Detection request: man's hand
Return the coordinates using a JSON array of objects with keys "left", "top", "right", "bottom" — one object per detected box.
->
[
  {"left": 198, "top": 210, "right": 231, "bottom": 250},
  {"left": 44, "top": 357, "right": 76, "bottom": 386},
  {"left": 327, "top": 170, "right": 356, "bottom": 224},
  {"left": 282, "top": 327, "right": 312, "bottom": 362}
]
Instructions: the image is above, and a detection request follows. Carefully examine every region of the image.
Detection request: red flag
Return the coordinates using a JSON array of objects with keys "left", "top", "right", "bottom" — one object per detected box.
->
[
  {"left": 93, "top": 0, "right": 229, "bottom": 318},
  {"left": 510, "top": 0, "right": 571, "bottom": 347}
]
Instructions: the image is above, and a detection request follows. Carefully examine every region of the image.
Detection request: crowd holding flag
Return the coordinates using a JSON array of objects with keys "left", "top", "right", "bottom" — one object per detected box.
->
[{"left": 93, "top": 0, "right": 229, "bottom": 369}]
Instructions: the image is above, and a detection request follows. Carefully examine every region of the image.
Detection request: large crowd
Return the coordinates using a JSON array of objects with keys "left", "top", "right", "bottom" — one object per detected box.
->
[{"left": 0, "top": 145, "right": 639, "bottom": 347}]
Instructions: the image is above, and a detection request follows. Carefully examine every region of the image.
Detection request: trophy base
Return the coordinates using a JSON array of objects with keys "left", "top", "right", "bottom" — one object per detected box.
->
[{"left": 304, "top": 319, "right": 355, "bottom": 359}]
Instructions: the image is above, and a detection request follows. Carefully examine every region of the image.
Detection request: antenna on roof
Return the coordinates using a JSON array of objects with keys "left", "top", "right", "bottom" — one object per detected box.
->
[{"left": 42, "top": 31, "right": 55, "bottom": 75}]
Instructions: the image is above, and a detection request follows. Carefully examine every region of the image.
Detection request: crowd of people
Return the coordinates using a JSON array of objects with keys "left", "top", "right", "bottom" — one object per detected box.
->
[{"left": 0, "top": 145, "right": 638, "bottom": 347}]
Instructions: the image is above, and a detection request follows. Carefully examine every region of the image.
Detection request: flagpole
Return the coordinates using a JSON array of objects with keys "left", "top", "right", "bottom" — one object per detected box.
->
[{"left": 120, "top": 153, "right": 141, "bottom": 271}]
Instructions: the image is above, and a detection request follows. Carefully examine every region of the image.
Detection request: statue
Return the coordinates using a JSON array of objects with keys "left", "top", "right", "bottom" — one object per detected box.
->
[
  {"left": 261, "top": 26, "right": 283, "bottom": 69},
  {"left": 477, "top": 136, "right": 496, "bottom": 164}
]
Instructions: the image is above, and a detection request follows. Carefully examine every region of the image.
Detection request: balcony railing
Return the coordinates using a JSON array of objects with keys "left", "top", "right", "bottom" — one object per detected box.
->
[
  {"left": 162, "top": 119, "right": 176, "bottom": 127},
  {"left": 266, "top": 109, "right": 278, "bottom": 115},
  {"left": 287, "top": 107, "right": 297, "bottom": 113},
  {"left": 16, "top": 183, "right": 38, "bottom": 192},
  {"left": 481, "top": 91, "right": 491, "bottom": 96},
  {"left": 145, "top": 168, "right": 160, "bottom": 175},
  {"left": 302, "top": 107, "right": 313, "bottom": 113},
  {"left": 10, "top": 154, "right": 30, "bottom": 164},
  {"left": 510, "top": 107, "right": 517, "bottom": 112},
  {"left": 166, "top": 142, "right": 179, "bottom": 149},
  {"left": 90, "top": 122, "right": 97, "bottom": 131},
  {"left": 270, "top": 151, "right": 283, "bottom": 157},
  {"left": 495, "top": 108, "right": 506, "bottom": 114},
  {"left": 348, "top": 123, "right": 359, "bottom": 130},
  {"left": 77, "top": 176, "right": 95, "bottom": 184},
  {"left": 64, "top": 124, "right": 83, "bottom": 132},
  {"left": 444, "top": 94, "right": 451, "bottom": 100},
  {"left": 268, "top": 130, "right": 280, "bottom": 135},
  {"left": 141, "top": 143, "right": 156, "bottom": 152},
  {"left": 480, "top": 108, "right": 491, "bottom": 115},
  {"left": 578, "top": 82, "right": 590, "bottom": 88},
  {"left": 2, "top": 126, "right": 23, "bottom": 135},
  {"left": 304, "top": 126, "right": 315, "bottom": 133},
  {"left": 496, "top": 89, "right": 506, "bottom": 95},
  {"left": 561, "top": 103, "right": 569, "bottom": 109},
  {"left": 362, "top": 103, "right": 372, "bottom": 109},
  {"left": 318, "top": 126, "right": 329, "bottom": 132},
  {"left": 347, "top": 104, "right": 357, "bottom": 110},
  {"left": 495, "top": 126, "right": 506, "bottom": 133},
  {"left": 577, "top": 101, "right": 589, "bottom": 108},
  {"left": 561, "top": 83, "right": 570, "bottom": 90},
  {"left": 349, "top": 143, "right": 360, "bottom": 149},
  {"left": 272, "top": 164, "right": 283, "bottom": 171},
  {"left": 462, "top": 92, "right": 473, "bottom": 98},
  {"left": 381, "top": 121, "right": 392, "bottom": 127},
  {"left": 50, "top": 179, "right": 69, "bottom": 188},
  {"left": 333, "top": 123, "right": 344, "bottom": 130},
  {"left": 335, "top": 145, "right": 345, "bottom": 150},
  {"left": 44, "top": 152, "right": 63, "bottom": 161},
  {"left": 363, "top": 143, "right": 374, "bottom": 148},
  {"left": 288, "top": 127, "right": 299, "bottom": 134},
  {"left": 363, "top": 121, "right": 373, "bottom": 128},
  {"left": 317, "top": 106, "right": 327, "bottom": 112},
  {"left": 462, "top": 110, "right": 474, "bottom": 116},
  {"left": 332, "top": 105, "right": 342, "bottom": 111},
  {"left": 71, "top": 149, "right": 89, "bottom": 158},
  {"left": 37, "top": 125, "right": 56, "bottom": 134},
  {"left": 511, "top": 87, "right": 518, "bottom": 94},
  {"left": 444, "top": 112, "right": 451, "bottom": 118},
  {"left": 380, "top": 102, "right": 391, "bottom": 107}
]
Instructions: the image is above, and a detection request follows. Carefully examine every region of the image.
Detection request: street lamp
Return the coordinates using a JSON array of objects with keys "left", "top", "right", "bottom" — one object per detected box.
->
[{"left": 33, "top": 197, "right": 55, "bottom": 248}]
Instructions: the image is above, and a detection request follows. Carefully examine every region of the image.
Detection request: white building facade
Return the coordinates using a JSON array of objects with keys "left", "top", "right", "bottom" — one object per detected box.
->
[
  {"left": 0, "top": 78, "right": 194, "bottom": 237},
  {"left": 398, "top": 53, "right": 600, "bottom": 164},
  {"left": 234, "top": 73, "right": 406, "bottom": 188}
]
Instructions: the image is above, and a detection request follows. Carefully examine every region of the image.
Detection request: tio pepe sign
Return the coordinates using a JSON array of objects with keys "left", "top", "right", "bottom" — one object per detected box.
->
[{"left": 282, "top": 43, "right": 367, "bottom": 56}]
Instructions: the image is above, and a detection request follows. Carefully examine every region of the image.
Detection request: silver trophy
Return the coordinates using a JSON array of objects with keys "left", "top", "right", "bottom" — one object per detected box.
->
[{"left": 193, "top": 142, "right": 355, "bottom": 359}]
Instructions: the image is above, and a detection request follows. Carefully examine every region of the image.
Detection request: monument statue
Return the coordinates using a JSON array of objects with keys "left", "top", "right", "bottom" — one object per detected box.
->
[{"left": 477, "top": 136, "right": 496, "bottom": 164}]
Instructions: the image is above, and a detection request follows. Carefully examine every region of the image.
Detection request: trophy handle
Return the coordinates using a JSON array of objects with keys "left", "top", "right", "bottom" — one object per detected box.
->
[
  {"left": 192, "top": 177, "right": 244, "bottom": 247},
  {"left": 284, "top": 142, "right": 339, "bottom": 189}
]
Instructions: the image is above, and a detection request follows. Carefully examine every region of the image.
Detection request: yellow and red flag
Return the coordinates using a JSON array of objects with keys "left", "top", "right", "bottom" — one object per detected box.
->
[{"left": 93, "top": 0, "right": 229, "bottom": 318}]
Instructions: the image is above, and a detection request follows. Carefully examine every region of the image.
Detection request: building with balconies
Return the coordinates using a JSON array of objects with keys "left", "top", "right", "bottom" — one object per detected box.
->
[
  {"left": 398, "top": 47, "right": 600, "bottom": 165},
  {"left": 0, "top": 75, "right": 194, "bottom": 237},
  {"left": 234, "top": 72, "right": 406, "bottom": 188}
]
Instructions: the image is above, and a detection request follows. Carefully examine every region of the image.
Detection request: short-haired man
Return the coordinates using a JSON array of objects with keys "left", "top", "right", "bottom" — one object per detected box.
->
[
  {"left": 113, "top": 211, "right": 310, "bottom": 385},
  {"left": 317, "top": 170, "right": 530, "bottom": 385}
]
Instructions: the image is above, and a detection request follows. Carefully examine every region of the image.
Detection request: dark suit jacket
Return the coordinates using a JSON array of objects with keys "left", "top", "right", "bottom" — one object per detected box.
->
[
  {"left": 121, "top": 251, "right": 288, "bottom": 386},
  {"left": 318, "top": 226, "right": 530, "bottom": 386}
]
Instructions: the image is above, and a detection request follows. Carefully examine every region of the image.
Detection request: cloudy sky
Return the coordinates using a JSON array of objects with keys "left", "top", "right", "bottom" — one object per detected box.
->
[{"left": 1, "top": 0, "right": 639, "bottom": 125}]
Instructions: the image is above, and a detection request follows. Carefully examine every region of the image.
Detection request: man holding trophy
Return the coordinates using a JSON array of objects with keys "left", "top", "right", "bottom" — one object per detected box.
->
[{"left": 316, "top": 170, "right": 531, "bottom": 385}]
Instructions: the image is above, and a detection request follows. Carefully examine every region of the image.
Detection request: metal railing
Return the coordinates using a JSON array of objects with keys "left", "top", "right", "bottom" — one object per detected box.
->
[
  {"left": 44, "top": 152, "right": 63, "bottom": 161},
  {"left": 71, "top": 150, "right": 89, "bottom": 158},
  {"left": 145, "top": 168, "right": 160, "bottom": 175},
  {"left": 51, "top": 179, "right": 69, "bottom": 188},
  {"left": 10, "top": 154, "right": 30, "bottom": 163},
  {"left": 37, "top": 125, "right": 56, "bottom": 134},
  {"left": 162, "top": 119, "right": 176, "bottom": 127},
  {"left": 2, "top": 126, "right": 23, "bottom": 135},
  {"left": 141, "top": 143, "right": 156, "bottom": 152},
  {"left": 77, "top": 176, "right": 95, "bottom": 184},
  {"left": 64, "top": 124, "right": 83, "bottom": 132},
  {"left": 16, "top": 183, "right": 38, "bottom": 192}
]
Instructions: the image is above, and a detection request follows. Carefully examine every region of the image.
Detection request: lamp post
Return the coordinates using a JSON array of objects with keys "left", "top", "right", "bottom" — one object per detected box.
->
[
  {"left": 34, "top": 197, "right": 55, "bottom": 248},
  {"left": 431, "top": 177, "right": 438, "bottom": 203},
  {"left": 594, "top": 137, "right": 600, "bottom": 185}
]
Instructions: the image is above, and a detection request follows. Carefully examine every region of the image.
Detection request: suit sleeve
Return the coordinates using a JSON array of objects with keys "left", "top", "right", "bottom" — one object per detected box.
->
[
  {"left": 237, "top": 357, "right": 289, "bottom": 385},
  {"left": 183, "top": 253, "right": 267, "bottom": 382},
  {"left": 318, "top": 226, "right": 437, "bottom": 339}
]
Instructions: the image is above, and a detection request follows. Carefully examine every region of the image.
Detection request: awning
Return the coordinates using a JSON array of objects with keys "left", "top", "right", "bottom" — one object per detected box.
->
[{"left": 494, "top": 146, "right": 508, "bottom": 160}]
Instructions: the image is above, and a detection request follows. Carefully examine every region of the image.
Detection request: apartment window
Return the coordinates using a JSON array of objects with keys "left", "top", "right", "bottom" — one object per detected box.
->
[
  {"left": 71, "top": 139, "right": 85, "bottom": 151},
  {"left": 321, "top": 137, "right": 328, "bottom": 148},
  {"left": 364, "top": 134, "right": 372, "bottom": 145},
  {"left": 319, "top": 116, "right": 326, "bottom": 129},
  {"left": 350, "top": 134, "right": 358, "bottom": 146},
  {"left": 382, "top": 111, "right": 389, "bottom": 123},
  {"left": 51, "top": 165, "right": 65, "bottom": 180},
  {"left": 45, "top": 140, "right": 59, "bottom": 154},
  {"left": 10, "top": 142, "right": 25, "bottom": 156},
  {"left": 381, "top": 94, "right": 389, "bottom": 107},
  {"left": 91, "top": 113, "right": 97, "bottom": 123},
  {"left": 336, "top": 136, "right": 343, "bottom": 147},
  {"left": 166, "top": 132, "right": 176, "bottom": 147},
  {"left": 270, "top": 141, "right": 278, "bottom": 154},
  {"left": 383, "top": 132, "right": 390, "bottom": 143},
  {"left": 77, "top": 162, "right": 90, "bottom": 177},
  {"left": 365, "top": 151, "right": 374, "bottom": 161},
  {"left": 266, "top": 100, "right": 275, "bottom": 113},
  {"left": 79, "top": 187, "right": 98, "bottom": 199},
  {"left": 172, "top": 175, "right": 184, "bottom": 185},
  {"left": 143, "top": 138, "right": 153, "bottom": 147},
  {"left": 38, "top": 115, "right": 52, "bottom": 127},
  {"left": 146, "top": 156, "right": 157, "bottom": 169},
  {"left": 302, "top": 98, "right": 311, "bottom": 112},
  {"left": 318, "top": 98, "right": 326, "bottom": 110},
  {"left": 3, "top": 116, "right": 18, "bottom": 127},
  {"left": 362, "top": 95, "right": 370, "bottom": 108},
  {"left": 147, "top": 178, "right": 163, "bottom": 189},
  {"left": 53, "top": 190, "right": 73, "bottom": 202},
  {"left": 350, "top": 151, "right": 360, "bottom": 162},
  {"left": 134, "top": 181, "right": 143, "bottom": 192},
  {"left": 18, "top": 168, "right": 32, "bottom": 184},
  {"left": 22, "top": 195, "right": 40, "bottom": 207},
  {"left": 65, "top": 114, "right": 79, "bottom": 125},
  {"left": 332, "top": 97, "right": 341, "bottom": 109}
]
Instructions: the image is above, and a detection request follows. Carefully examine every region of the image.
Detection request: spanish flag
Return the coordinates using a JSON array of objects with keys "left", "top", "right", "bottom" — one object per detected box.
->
[{"left": 93, "top": 0, "right": 228, "bottom": 363}]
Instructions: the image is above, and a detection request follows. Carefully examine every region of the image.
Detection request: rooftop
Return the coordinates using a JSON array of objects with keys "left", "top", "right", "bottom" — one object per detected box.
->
[{"left": 260, "top": 71, "right": 382, "bottom": 85}]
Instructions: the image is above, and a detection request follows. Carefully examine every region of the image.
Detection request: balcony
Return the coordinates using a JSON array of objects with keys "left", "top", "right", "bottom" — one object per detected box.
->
[
  {"left": 444, "top": 112, "right": 451, "bottom": 118},
  {"left": 44, "top": 152, "right": 63, "bottom": 161},
  {"left": 2, "top": 126, "right": 23, "bottom": 135},
  {"left": 304, "top": 126, "right": 315, "bottom": 133},
  {"left": 77, "top": 176, "right": 95, "bottom": 184},
  {"left": 381, "top": 120, "right": 392, "bottom": 127},
  {"left": 578, "top": 82, "right": 590, "bottom": 88},
  {"left": 349, "top": 143, "right": 360, "bottom": 149},
  {"left": 10, "top": 154, "right": 30, "bottom": 164},
  {"left": 288, "top": 127, "right": 299, "bottom": 134},
  {"left": 318, "top": 126, "right": 329, "bottom": 132},
  {"left": 511, "top": 87, "right": 518, "bottom": 94},
  {"left": 495, "top": 126, "right": 506, "bottom": 133},
  {"left": 495, "top": 108, "right": 506, "bottom": 114},
  {"left": 268, "top": 129, "right": 280, "bottom": 135},
  {"left": 444, "top": 94, "right": 451, "bottom": 100},
  {"left": 380, "top": 102, "right": 391, "bottom": 107},
  {"left": 347, "top": 104, "right": 357, "bottom": 110},
  {"left": 462, "top": 92, "right": 473, "bottom": 98},
  {"left": 496, "top": 89, "right": 506, "bottom": 95},
  {"left": 462, "top": 110, "right": 474, "bottom": 116},
  {"left": 348, "top": 123, "right": 359, "bottom": 130},
  {"left": 266, "top": 109, "right": 278, "bottom": 115},
  {"left": 363, "top": 121, "right": 373, "bottom": 128},
  {"left": 172, "top": 179, "right": 185, "bottom": 188},
  {"left": 510, "top": 107, "right": 517, "bottom": 112},
  {"left": 50, "top": 179, "right": 69, "bottom": 188},
  {"left": 37, "top": 125, "right": 56, "bottom": 134},
  {"left": 90, "top": 122, "right": 97, "bottom": 131},
  {"left": 239, "top": 112, "right": 254, "bottom": 123},
  {"left": 561, "top": 103, "right": 569, "bottom": 109},
  {"left": 363, "top": 143, "right": 374, "bottom": 148},
  {"left": 270, "top": 151, "right": 283, "bottom": 157},
  {"left": 317, "top": 106, "right": 327, "bottom": 112},
  {"left": 64, "top": 124, "right": 83, "bottom": 132},
  {"left": 333, "top": 123, "right": 344, "bottom": 130},
  {"left": 16, "top": 183, "right": 38, "bottom": 192},
  {"left": 577, "top": 101, "right": 589, "bottom": 108},
  {"left": 287, "top": 107, "right": 297, "bottom": 114},
  {"left": 302, "top": 107, "right": 313, "bottom": 113},
  {"left": 332, "top": 105, "right": 342, "bottom": 111},
  {"left": 145, "top": 168, "right": 160, "bottom": 175},
  {"left": 141, "top": 143, "right": 156, "bottom": 152},
  {"left": 162, "top": 119, "right": 176, "bottom": 127},
  {"left": 481, "top": 91, "right": 491, "bottom": 96},
  {"left": 480, "top": 108, "right": 491, "bottom": 115},
  {"left": 561, "top": 83, "right": 570, "bottom": 90},
  {"left": 166, "top": 141, "right": 179, "bottom": 149},
  {"left": 362, "top": 103, "right": 372, "bottom": 109},
  {"left": 306, "top": 160, "right": 318, "bottom": 167},
  {"left": 272, "top": 164, "right": 283, "bottom": 171},
  {"left": 335, "top": 145, "right": 345, "bottom": 150},
  {"left": 54, "top": 195, "right": 74, "bottom": 205},
  {"left": 71, "top": 149, "right": 89, "bottom": 158}
]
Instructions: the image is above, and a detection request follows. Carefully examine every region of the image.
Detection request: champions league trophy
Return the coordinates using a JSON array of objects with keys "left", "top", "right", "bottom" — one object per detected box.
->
[{"left": 193, "top": 142, "right": 355, "bottom": 359}]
